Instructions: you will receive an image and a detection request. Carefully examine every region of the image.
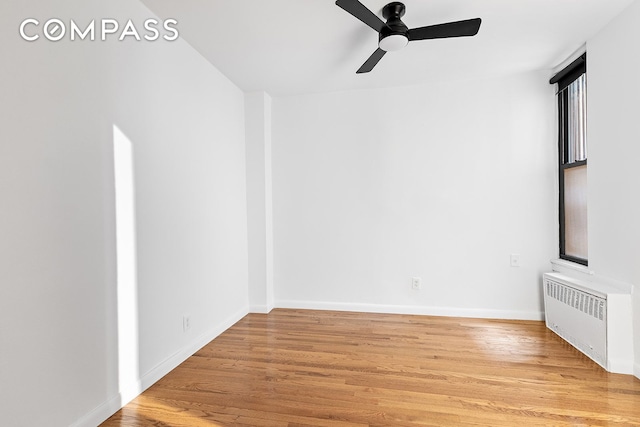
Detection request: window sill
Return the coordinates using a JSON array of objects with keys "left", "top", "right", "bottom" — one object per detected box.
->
[
  {"left": 549, "top": 259, "right": 634, "bottom": 294},
  {"left": 550, "top": 258, "right": 594, "bottom": 276}
]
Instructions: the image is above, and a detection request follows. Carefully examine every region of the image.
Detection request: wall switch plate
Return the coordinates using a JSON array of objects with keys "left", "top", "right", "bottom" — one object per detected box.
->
[
  {"left": 411, "top": 277, "right": 421, "bottom": 290},
  {"left": 183, "top": 314, "right": 191, "bottom": 332},
  {"left": 510, "top": 254, "right": 521, "bottom": 267}
]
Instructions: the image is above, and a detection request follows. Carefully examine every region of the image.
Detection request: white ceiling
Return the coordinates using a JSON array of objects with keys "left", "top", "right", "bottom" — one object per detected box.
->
[{"left": 141, "top": 0, "right": 633, "bottom": 96}]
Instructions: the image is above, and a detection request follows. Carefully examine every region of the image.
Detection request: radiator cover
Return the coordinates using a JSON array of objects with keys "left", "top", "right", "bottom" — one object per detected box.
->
[
  {"left": 542, "top": 272, "right": 633, "bottom": 374},
  {"left": 543, "top": 275, "right": 607, "bottom": 367}
]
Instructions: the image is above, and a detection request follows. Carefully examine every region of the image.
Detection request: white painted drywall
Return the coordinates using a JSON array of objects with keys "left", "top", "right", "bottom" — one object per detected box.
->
[
  {"left": 0, "top": 0, "right": 249, "bottom": 425},
  {"left": 587, "top": 0, "right": 640, "bottom": 378},
  {"left": 272, "top": 72, "right": 557, "bottom": 319},
  {"left": 245, "top": 92, "right": 275, "bottom": 313}
]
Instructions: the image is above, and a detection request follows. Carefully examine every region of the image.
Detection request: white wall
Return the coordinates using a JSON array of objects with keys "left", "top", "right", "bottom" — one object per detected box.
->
[
  {"left": 587, "top": 0, "right": 640, "bottom": 378},
  {"left": 0, "top": 1, "right": 249, "bottom": 425},
  {"left": 245, "top": 92, "right": 275, "bottom": 313},
  {"left": 2, "top": 1, "right": 636, "bottom": 425},
  {"left": 272, "top": 72, "right": 557, "bottom": 319}
]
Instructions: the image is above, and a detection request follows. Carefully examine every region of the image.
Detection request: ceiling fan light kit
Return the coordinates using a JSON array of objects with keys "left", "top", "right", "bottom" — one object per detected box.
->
[
  {"left": 378, "top": 34, "right": 408, "bottom": 51},
  {"left": 335, "top": 0, "right": 482, "bottom": 73}
]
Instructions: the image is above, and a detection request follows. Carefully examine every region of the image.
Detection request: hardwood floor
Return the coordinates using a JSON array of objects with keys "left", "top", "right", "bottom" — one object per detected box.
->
[{"left": 102, "top": 309, "right": 640, "bottom": 426}]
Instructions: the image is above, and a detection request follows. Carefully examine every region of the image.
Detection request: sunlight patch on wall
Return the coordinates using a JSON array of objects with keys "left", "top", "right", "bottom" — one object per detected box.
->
[{"left": 113, "top": 124, "right": 141, "bottom": 398}]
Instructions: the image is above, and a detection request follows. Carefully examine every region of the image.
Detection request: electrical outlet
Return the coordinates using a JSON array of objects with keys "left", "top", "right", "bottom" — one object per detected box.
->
[
  {"left": 183, "top": 314, "right": 191, "bottom": 332},
  {"left": 510, "top": 254, "right": 521, "bottom": 267},
  {"left": 411, "top": 277, "right": 421, "bottom": 290}
]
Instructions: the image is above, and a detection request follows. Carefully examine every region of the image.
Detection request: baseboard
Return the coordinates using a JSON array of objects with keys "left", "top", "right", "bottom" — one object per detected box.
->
[
  {"left": 250, "top": 304, "right": 274, "bottom": 314},
  {"left": 69, "top": 393, "right": 125, "bottom": 427},
  {"left": 138, "top": 305, "right": 249, "bottom": 391},
  {"left": 275, "top": 300, "right": 544, "bottom": 321},
  {"left": 71, "top": 305, "right": 249, "bottom": 427},
  {"left": 606, "top": 357, "right": 635, "bottom": 376},
  {"left": 635, "top": 361, "right": 640, "bottom": 381}
]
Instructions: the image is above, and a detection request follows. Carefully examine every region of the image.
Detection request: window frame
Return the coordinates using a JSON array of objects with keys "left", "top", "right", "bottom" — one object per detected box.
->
[{"left": 551, "top": 53, "right": 588, "bottom": 266}]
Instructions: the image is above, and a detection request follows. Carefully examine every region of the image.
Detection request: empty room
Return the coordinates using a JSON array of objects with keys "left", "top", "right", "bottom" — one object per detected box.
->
[{"left": 1, "top": 0, "right": 639, "bottom": 426}]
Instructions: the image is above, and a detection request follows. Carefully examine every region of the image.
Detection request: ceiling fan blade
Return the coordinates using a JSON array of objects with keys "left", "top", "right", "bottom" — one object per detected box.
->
[
  {"left": 356, "top": 48, "right": 386, "bottom": 74},
  {"left": 407, "top": 18, "right": 481, "bottom": 41},
  {"left": 336, "top": 0, "right": 388, "bottom": 33}
]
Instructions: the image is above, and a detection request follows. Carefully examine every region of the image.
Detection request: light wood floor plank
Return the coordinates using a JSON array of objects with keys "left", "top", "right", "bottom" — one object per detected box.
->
[{"left": 102, "top": 309, "right": 640, "bottom": 426}]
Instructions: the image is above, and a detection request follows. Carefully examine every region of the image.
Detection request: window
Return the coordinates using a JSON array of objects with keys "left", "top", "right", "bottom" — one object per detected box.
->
[{"left": 550, "top": 54, "right": 587, "bottom": 265}]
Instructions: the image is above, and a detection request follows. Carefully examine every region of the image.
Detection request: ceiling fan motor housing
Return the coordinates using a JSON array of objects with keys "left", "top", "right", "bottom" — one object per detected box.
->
[{"left": 379, "top": 2, "right": 409, "bottom": 51}]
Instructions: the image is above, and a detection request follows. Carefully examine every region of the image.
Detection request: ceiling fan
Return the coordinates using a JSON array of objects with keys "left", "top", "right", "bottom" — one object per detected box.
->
[{"left": 335, "top": 0, "right": 482, "bottom": 73}]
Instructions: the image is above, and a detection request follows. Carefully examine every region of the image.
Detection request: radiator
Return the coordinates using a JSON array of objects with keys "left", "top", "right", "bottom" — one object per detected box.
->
[{"left": 542, "top": 272, "right": 633, "bottom": 374}]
